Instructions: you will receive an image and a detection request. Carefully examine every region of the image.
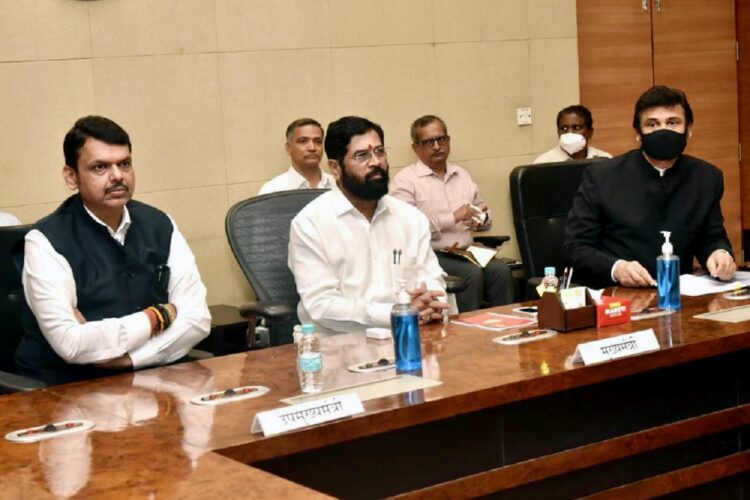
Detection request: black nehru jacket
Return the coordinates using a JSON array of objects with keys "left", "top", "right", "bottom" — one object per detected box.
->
[
  {"left": 563, "top": 150, "right": 733, "bottom": 289},
  {"left": 15, "top": 194, "right": 173, "bottom": 385}
]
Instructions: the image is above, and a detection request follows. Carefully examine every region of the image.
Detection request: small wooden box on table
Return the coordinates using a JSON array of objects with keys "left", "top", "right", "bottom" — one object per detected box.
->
[{"left": 537, "top": 290, "right": 596, "bottom": 332}]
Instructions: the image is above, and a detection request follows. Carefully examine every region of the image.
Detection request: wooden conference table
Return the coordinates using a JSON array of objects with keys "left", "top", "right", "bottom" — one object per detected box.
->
[{"left": 3, "top": 289, "right": 750, "bottom": 498}]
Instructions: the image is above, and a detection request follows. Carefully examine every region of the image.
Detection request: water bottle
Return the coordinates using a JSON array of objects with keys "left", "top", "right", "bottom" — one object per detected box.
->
[
  {"left": 542, "top": 266, "right": 559, "bottom": 292},
  {"left": 292, "top": 324, "right": 303, "bottom": 344},
  {"left": 390, "top": 290, "right": 422, "bottom": 372},
  {"left": 297, "top": 323, "right": 323, "bottom": 393},
  {"left": 657, "top": 231, "right": 681, "bottom": 310}
]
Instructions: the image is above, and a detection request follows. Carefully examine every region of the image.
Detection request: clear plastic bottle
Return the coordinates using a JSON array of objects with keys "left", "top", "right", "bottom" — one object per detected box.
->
[
  {"left": 297, "top": 323, "right": 323, "bottom": 393},
  {"left": 292, "top": 324, "right": 303, "bottom": 344},
  {"left": 390, "top": 289, "right": 422, "bottom": 372},
  {"left": 542, "top": 266, "right": 559, "bottom": 292}
]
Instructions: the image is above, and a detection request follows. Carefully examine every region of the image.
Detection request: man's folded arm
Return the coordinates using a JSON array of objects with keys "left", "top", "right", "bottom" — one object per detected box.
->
[
  {"left": 128, "top": 219, "right": 211, "bottom": 368},
  {"left": 23, "top": 230, "right": 152, "bottom": 365}
]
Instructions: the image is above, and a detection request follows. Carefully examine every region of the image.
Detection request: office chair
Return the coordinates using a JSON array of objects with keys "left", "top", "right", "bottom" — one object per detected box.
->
[
  {"left": 0, "top": 224, "right": 47, "bottom": 393},
  {"left": 509, "top": 159, "right": 606, "bottom": 299},
  {"left": 226, "top": 189, "right": 327, "bottom": 347},
  {"left": 226, "top": 189, "right": 469, "bottom": 346}
]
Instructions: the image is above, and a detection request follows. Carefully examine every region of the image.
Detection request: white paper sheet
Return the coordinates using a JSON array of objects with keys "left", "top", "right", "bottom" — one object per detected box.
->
[
  {"left": 467, "top": 245, "right": 498, "bottom": 268},
  {"left": 679, "top": 271, "right": 750, "bottom": 297}
]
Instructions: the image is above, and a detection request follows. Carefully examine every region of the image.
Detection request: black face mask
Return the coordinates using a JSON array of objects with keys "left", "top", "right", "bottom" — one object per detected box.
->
[{"left": 640, "top": 129, "right": 687, "bottom": 161}]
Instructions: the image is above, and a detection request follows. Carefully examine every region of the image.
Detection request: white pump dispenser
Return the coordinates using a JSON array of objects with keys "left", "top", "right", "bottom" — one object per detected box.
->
[{"left": 660, "top": 231, "right": 673, "bottom": 257}]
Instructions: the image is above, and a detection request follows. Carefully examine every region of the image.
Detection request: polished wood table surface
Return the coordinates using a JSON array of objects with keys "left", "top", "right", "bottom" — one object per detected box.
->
[{"left": 3, "top": 289, "right": 750, "bottom": 498}]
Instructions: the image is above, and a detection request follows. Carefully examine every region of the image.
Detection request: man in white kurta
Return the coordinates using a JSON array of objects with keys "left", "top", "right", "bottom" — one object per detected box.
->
[{"left": 288, "top": 116, "right": 446, "bottom": 333}]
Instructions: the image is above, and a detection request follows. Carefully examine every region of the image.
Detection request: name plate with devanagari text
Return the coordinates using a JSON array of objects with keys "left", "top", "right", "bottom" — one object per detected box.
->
[
  {"left": 573, "top": 329, "right": 659, "bottom": 366},
  {"left": 251, "top": 393, "right": 364, "bottom": 437}
]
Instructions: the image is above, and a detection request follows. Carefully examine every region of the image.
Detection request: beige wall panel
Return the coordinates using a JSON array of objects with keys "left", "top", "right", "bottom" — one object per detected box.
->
[
  {"left": 220, "top": 49, "right": 335, "bottom": 184},
  {"left": 329, "top": 0, "right": 433, "bottom": 47},
  {"left": 226, "top": 182, "right": 267, "bottom": 207},
  {"left": 0, "top": 0, "right": 581, "bottom": 306},
  {"left": 528, "top": 0, "right": 577, "bottom": 39},
  {"left": 435, "top": 41, "right": 532, "bottom": 162},
  {"left": 188, "top": 237, "right": 246, "bottom": 305},
  {"left": 215, "top": 0, "right": 330, "bottom": 52},
  {"left": 332, "top": 45, "right": 437, "bottom": 168},
  {"left": 0, "top": 0, "right": 91, "bottom": 62},
  {"left": 434, "top": 0, "right": 528, "bottom": 42},
  {"left": 88, "top": 0, "right": 218, "bottom": 57},
  {"left": 93, "top": 54, "right": 225, "bottom": 193},
  {"left": 1, "top": 201, "right": 65, "bottom": 226},
  {"left": 137, "top": 186, "right": 228, "bottom": 241},
  {"left": 0, "top": 60, "right": 95, "bottom": 207},
  {"left": 529, "top": 37, "right": 580, "bottom": 155},
  {"left": 461, "top": 154, "right": 536, "bottom": 260}
]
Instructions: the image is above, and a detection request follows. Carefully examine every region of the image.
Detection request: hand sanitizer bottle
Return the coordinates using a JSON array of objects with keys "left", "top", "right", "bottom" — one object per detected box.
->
[
  {"left": 390, "top": 287, "right": 422, "bottom": 372},
  {"left": 657, "top": 231, "right": 680, "bottom": 310}
]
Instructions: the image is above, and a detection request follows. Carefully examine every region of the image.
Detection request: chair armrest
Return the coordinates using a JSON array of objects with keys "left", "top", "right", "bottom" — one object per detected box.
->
[
  {"left": 0, "top": 370, "right": 47, "bottom": 394},
  {"left": 474, "top": 235, "right": 510, "bottom": 248},
  {"left": 445, "top": 275, "right": 468, "bottom": 294},
  {"left": 238, "top": 301, "right": 297, "bottom": 349},
  {"left": 239, "top": 301, "right": 295, "bottom": 321}
]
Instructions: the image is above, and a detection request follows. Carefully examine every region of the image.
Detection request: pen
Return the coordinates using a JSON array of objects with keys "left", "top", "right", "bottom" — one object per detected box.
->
[
  {"left": 566, "top": 267, "right": 574, "bottom": 289},
  {"left": 561, "top": 267, "right": 569, "bottom": 290}
]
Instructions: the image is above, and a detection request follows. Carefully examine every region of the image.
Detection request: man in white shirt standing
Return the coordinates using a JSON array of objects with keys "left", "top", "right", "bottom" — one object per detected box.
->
[
  {"left": 16, "top": 115, "right": 211, "bottom": 385},
  {"left": 288, "top": 116, "right": 447, "bottom": 333},
  {"left": 258, "top": 118, "right": 336, "bottom": 195},
  {"left": 534, "top": 105, "right": 612, "bottom": 164}
]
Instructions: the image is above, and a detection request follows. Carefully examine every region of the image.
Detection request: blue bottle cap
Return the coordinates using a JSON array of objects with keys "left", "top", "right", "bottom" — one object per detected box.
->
[
  {"left": 301, "top": 323, "right": 315, "bottom": 334},
  {"left": 544, "top": 266, "right": 556, "bottom": 275}
]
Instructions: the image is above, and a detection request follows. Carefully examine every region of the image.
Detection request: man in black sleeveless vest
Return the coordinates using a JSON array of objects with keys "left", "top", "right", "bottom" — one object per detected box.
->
[{"left": 16, "top": 116, "right": 211, "bottom": 385}]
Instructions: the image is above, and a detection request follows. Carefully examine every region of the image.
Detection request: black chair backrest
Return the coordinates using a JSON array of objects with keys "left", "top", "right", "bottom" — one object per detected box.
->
[
  {"left": 510, "top": 159, "right": 604, "bottom": 278},
  {"left": 225, "top": 189, "right": 328, "bottom": 309},
  {"left": 0, "top": 224, "right": 32, "bottom": 373}
]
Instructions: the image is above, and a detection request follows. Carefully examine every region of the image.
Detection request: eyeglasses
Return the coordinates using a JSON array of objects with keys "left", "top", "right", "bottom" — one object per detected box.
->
[
  {"left": 351, "top": 146, "right": 388, "bottom": 164},
  {"left": 419, "top": 135, "right": 449, "bottom": 148}
]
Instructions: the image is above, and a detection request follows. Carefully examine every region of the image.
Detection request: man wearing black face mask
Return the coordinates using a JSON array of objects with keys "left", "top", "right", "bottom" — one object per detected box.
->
[
  {"left": 288, "top": 116, "right": 447, "bottom": 333},
  {"left": 563, "top": 85, "right": 736, "bottom": 289}
]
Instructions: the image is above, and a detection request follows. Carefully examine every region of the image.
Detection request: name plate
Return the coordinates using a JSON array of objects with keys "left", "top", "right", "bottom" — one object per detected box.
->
[
  {"left": 251, "top": 393, "right": 364, "bottom": 437},
  {"left": 573, "top": 329, "right": 659, "bottom": 365}
]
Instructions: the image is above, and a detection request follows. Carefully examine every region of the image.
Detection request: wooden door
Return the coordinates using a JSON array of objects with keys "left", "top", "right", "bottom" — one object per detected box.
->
[
  {"left": 577, "top": 0, "right": 653, "bottom": 157},
  {"left": 739, "top": 0, "right": 750, "bottom": 254},
  {"left": 652, "top": 0, "right": 741, "bottom": 257}
]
